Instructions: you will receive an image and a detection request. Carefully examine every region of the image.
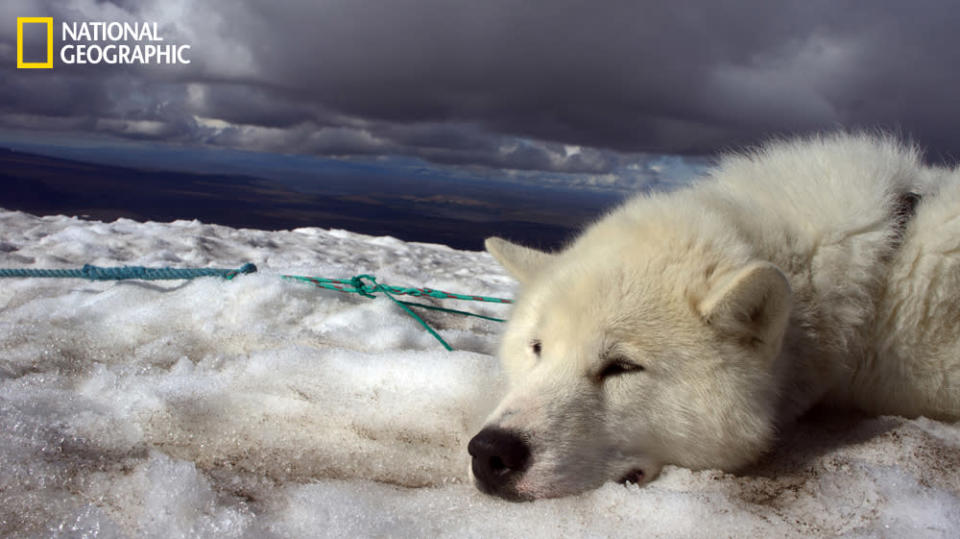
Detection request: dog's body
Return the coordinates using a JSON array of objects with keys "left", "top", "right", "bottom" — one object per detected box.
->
[{"left": 469, "top": 133, "right": 960, "bottom": 501}]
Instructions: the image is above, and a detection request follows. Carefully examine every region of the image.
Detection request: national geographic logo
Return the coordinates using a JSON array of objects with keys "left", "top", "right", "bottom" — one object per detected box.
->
[
  {"left": 16, "top": 17, "right": 191, "bottom": 69},
  {"left": 16, "top": 17, "right": 53, "bottom": 69}
]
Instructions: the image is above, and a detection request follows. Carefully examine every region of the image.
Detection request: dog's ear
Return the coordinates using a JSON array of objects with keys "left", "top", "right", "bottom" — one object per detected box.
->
[
  {"left": 485, "top": 237, "right": 555, "bottom": 283},
  {"left": 698, "top": 261, "right": 792, "bottom": 351}
]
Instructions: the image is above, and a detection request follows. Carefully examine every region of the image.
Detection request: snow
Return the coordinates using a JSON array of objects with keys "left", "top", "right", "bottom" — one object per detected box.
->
[{"left": 1, "top": 207, "right": 958, "bottom": 538}]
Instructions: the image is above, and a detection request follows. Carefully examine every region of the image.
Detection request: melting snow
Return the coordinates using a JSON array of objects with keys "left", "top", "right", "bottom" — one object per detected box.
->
[{"left": 0, "top": 209, "right": 958, "bottom": 537}]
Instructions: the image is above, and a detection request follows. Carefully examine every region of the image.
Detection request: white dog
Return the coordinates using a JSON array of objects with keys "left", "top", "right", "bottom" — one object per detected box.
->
[{"left": 469, "top": 132, "right": 960, "bottom": 501}]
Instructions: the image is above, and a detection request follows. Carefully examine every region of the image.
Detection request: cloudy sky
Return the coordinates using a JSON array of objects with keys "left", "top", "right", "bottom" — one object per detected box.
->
[{"left": 2, "top": 0, "right": 959, "bottom": 190}]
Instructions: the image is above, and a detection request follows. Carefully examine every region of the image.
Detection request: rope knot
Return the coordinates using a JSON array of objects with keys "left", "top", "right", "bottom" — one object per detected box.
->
[
  {"left": 80, "top": 264, "right": 98, "bottom": 279},
  {"left": 350, "top": 274, "right": 381, "bottom": 298},
  {"left": 225, "top": 263, "right": 258, "bottom": 280}
]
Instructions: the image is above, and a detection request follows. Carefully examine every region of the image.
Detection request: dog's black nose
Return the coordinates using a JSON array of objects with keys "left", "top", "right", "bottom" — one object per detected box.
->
[{"left": 468, "top": 427, "right": 530, "bottom": 496}]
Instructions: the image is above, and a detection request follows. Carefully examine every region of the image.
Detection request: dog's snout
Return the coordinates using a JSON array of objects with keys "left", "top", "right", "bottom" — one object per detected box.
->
[{"left": 468, "top": 427, "right": 530, "bottom": 497}]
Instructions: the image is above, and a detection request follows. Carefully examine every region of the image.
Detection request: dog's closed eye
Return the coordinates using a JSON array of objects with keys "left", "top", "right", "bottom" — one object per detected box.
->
[{"left": 598, "top": 359, "right": 644, "bottom": 380}]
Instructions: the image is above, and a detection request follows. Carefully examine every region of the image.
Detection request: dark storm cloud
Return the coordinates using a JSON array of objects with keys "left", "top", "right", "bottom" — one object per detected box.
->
[{"left": 3, "top": 0, "right": 960, "bottom": 178}]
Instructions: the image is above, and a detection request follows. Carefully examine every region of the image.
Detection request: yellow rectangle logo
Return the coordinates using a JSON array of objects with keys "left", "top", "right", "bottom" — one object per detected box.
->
[{"left": 17, "top": 17, "right": 54, "bottom": 69}]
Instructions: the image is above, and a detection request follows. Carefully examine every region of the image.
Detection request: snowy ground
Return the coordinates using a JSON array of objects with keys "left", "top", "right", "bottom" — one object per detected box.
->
[{"left": 1, "top": 208, "right": 958, "bottom": 538}]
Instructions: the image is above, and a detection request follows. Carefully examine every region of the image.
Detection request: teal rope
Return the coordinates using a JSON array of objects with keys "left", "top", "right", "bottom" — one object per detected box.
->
[
  {"left": 280, "top": 273, "right": 511, "bottom": 304},
  {"left": 281, "top": 274, "right": 509, "bottom": 351},
  {"left": 393, "top": 301, "right": 506, "bottom": 323},
  {"left": 0, "top": 263, "right": 258, "bottom": 281},
  {"left": 0, "top": 263, "right": 511, "bottom": 351}
]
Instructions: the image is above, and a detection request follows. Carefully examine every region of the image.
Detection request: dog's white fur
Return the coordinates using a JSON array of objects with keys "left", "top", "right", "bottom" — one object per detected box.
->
[{"left": 476, "top": 132, "right": 960, "bottom": 500}]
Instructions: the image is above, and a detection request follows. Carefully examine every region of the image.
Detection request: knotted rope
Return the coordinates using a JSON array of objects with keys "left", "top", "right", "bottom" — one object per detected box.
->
[{"left": 0, "top": 263, "right": 510, "bottom": 351}]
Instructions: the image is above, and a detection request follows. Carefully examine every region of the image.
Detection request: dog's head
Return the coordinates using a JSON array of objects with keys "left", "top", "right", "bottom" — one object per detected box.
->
[{"left": 470, "top": 234, "right": 791, "bottom": 500}]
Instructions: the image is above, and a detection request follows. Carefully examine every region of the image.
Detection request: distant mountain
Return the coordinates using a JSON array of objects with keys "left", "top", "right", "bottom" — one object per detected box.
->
[{"left": 0, "top": 149, "right": 622, "bottom": 250}]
